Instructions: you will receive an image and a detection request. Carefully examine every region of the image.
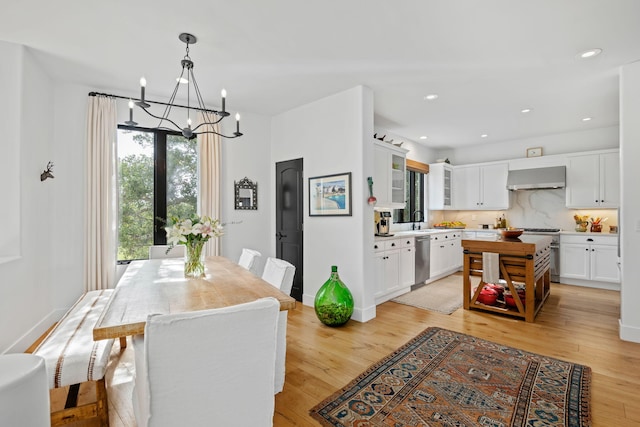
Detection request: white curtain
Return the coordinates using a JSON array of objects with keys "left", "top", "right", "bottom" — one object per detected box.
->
[
  {"left": 84, "top": 96, "right": 118, "bottom": 291},
  {"left": 197, "top": 114, "right": 222, "bottom": 256}
]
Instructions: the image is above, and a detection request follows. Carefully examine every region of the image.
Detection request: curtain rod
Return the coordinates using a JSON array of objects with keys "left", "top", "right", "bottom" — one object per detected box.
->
[{"left": 88, "top": 91, "right": 220, "bottom": 114}]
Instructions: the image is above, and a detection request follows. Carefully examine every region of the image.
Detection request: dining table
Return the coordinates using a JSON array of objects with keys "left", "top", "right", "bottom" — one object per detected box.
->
[{"left": 93, "top": 256, "right": 297, "bottom": 341}]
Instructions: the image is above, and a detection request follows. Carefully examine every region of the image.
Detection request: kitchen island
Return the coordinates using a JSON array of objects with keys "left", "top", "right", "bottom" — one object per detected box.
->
[{"left": 462, "top": 235, "right": 552, "bottom": 322}]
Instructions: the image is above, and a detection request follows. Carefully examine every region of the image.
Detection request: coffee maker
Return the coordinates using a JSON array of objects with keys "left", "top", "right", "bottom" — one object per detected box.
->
[{"left": 375, "top": 211, "right": 392, "bottom": 236}]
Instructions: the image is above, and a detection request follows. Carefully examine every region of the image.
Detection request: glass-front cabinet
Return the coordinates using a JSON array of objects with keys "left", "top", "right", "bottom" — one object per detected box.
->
[{"left": 373, "top": 140, "right": 408, "bottom": 208}]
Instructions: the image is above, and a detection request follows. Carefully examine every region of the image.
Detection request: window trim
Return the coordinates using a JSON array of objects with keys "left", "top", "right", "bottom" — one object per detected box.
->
[{"left": 117, "top": 125, "right": 195, "bottom": 261}]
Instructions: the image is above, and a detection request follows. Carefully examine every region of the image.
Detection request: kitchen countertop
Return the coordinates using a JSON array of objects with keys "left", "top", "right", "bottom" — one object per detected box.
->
[
  {"left": 375, "top": 229, "right": 458, "bottom": 240},
  {"left": 559, "top": 231, "right": 618, "bottom": 236},
  {"left": 375, "top": 228, "right": 618, "bottom": 241}
]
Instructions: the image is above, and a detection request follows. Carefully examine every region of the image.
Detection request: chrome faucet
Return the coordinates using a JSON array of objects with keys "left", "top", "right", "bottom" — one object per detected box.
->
[{"left": 411, "top": 210, "right": 424, "bottom": 230}]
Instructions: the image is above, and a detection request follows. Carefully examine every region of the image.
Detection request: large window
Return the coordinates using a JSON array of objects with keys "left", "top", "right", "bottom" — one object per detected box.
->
[
  {"left": 117, "top": 126, "right": 198, "bottom": 261},
  {"left": 393, "top": 169, "right": 426, "bottom": 223}
]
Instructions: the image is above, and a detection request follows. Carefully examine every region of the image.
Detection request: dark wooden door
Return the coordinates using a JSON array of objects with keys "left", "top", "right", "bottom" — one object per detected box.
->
[{"left": 275, "top": 158, "right": 304, "bottom": 301}]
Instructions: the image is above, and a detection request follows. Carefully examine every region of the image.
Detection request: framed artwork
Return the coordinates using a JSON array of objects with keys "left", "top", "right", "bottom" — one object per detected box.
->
[
  {"left": 309, "top": 172, "right": 352, "bottom": 216},
  {"left": 526, "top": 147, "right": 543, "bottom": 158}
]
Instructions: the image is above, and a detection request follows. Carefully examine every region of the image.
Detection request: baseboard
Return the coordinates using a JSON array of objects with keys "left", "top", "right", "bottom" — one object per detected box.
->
[
  {"left": 353, "top": 304, "right": 377, "bottom": 323},
  {"left": 303, "top": 293, "right": 377, "bottom": 323},
  {"left": 619, "top": 319, "right": 640, "bottom": 343},
  {"left": 558, "top": 277, "right": 620, "bottom": 291},
  {"left": 3, "top": 308, "right": 66, "bottom": 354}
]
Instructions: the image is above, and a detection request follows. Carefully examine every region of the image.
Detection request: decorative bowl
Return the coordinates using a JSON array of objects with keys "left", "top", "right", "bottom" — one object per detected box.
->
[{"left": 500, "top": 228, "right": 523, "bottom": 239}]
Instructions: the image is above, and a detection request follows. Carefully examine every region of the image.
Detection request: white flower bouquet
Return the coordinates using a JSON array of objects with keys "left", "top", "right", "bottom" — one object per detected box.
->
[{"left": 165, "top": 214, "right": 224, "bottom": 277}]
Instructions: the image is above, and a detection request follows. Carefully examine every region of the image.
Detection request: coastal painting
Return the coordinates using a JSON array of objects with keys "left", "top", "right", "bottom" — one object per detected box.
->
[{"left": 309, "top": 172, "right": 352, "bottom": 216}]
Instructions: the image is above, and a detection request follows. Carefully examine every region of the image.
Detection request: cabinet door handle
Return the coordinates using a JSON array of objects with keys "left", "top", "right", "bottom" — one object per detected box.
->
[
  {"left": 374, "top": 245, "right": 379, "bottom": 249},
  {"left": 592, "top": 249, "right": 595, "bottom": 251},
  {"left": 585, "top": 248, "right": 589, "bottom": 251},
  {"left": 587, "top": 238, "right": 593, "bottom": 242},
  {"left": 391, "top": 243, "right": 396, "bottom": 247}
]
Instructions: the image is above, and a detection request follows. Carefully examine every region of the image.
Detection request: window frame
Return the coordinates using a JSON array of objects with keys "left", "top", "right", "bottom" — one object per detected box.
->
[
  {"left": 393, "top": 169, "right": 426, "bottom": 224},
  {"left": 117, "top": 124, "right": 196, "bottom": 262}
]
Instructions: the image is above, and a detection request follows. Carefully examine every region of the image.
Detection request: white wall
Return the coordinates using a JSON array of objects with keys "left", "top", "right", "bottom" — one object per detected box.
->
[
  {"left": 0, "top": 44, "right": 58, "bottom": 353},
  {"left": 372, "top": 129, "right": 439, "bottom": 165},
  {"left": 619, "top": 60, "right": 640, "bottom": 342},
  {"left": 0, "top": 42, "right": 22, "bottom": 261},
  {"left": 219, "top": 111, "right": 272, "bottom": 273},
  {"left": 271, "top": 86, "right": 377, "bottom": 322},
  {"left": 438, "top": 126, "right": 619, "bottom": 165}
]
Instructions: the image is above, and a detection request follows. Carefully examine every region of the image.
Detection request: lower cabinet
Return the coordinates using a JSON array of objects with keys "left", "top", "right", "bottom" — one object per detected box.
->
[
  {"left": 560, "top": 234, "right": 620, "bottom": 288},
  {"left": 373, "top": 237, "right": 415, "bottom": 303},
  {"left": 430, "top": 232, "right": 462, "bottom": 279}
]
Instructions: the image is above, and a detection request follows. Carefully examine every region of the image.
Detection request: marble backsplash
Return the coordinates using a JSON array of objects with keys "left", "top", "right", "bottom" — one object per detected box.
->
[{"left": 436, "top": 189, "right": 618, "bottom": 232}]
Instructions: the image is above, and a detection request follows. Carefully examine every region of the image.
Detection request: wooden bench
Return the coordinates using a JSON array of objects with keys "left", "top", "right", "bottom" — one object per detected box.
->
[{"left": 30, "top": 289, "right": 124, "bottom": 427}]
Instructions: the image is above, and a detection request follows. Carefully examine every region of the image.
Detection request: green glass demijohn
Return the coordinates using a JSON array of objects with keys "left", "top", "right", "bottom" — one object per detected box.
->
[{"left": 314, "top": 265, "right": 354, "bottom": 327}]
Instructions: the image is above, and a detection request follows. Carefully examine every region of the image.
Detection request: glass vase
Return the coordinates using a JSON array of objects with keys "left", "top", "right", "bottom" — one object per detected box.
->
[
  {"left": 184, "top": 240, "right": 206, "bottom": 278},
  {"left": 314, "top": 266, "right": 354, "bottom": 327},
  {"left": 575, "top": 222, "right": 588, "bottom": 232},
  {"left": 591, "top": 223, "right": 602, "bottom": 232}
]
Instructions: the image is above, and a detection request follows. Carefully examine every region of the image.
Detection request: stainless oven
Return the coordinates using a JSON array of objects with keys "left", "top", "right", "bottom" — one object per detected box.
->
[{"left": 522, "top": 228, "right": 560, "bottom": 282}]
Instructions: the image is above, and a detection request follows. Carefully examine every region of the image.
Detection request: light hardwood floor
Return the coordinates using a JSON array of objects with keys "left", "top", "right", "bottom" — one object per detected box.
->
[{"left": 55, "top": 280, "right": 640, "bottom": 426}]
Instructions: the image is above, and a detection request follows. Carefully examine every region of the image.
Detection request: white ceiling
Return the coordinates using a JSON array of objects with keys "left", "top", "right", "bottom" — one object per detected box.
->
[{"left": 2, "top": 0, "right": 640, "bottom": 149}]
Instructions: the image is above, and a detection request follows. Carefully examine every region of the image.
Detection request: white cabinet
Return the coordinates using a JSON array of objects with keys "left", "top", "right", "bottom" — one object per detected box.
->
[
  {"left": 560, "top": 234, "right": 620, "bottom": 285},
  {"left": 565, "top": 151, "right": 619, "bottom": 208},
  {"left": 453, "top": 162, "right": 510, "bottom": 210},
  {"left": 428, "top": 163, "right": 454, "bottom": 210},
  {"left": 430, "top": 232, "right": 462, "bottom": 278},
  {"left": 373, "top": 141, "right": 408, "bottom": 208},
  {"left": 373, "top": 237, "right": 415, "bottom": 303}
]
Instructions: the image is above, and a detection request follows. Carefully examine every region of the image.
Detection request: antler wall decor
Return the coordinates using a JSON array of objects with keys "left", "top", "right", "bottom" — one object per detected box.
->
[{"left": 40, "top": 161, "right": 54, "bottom": 181}]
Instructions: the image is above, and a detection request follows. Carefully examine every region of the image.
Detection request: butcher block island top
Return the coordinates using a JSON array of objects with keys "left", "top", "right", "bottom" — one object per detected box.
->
[{"left": 462, "top": 235, "right": 552, "bottom": 322}]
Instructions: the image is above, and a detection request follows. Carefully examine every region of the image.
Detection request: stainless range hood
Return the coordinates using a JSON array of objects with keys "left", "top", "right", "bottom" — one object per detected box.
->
[{"left": 506, "top": 166, "right": 566, "bottom": 190}]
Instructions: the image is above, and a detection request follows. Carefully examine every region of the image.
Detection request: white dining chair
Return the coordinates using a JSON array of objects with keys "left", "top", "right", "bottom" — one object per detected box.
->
[
  {"left": 148, "top": 245, "right": 185, "bottom": 259},
  {"left": 238, "top": 248, "right": 262, "bottom": 275},
  {"left": 132, "top": 297, "right": 280, "bottom": 427},
  {"left": 261, "top": 257, "right": 296, "bottom": 393},
  {"left": 0, "top": 354, "right": 50, "bottom": 427},
  {"left": 261, "top": 257, "right": 296, "bottom": 295}
]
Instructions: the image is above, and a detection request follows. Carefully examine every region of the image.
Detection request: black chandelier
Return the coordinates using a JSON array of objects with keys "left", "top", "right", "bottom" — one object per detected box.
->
[{"left": 124, "top": 32, "right": 242, "bottom": 139}]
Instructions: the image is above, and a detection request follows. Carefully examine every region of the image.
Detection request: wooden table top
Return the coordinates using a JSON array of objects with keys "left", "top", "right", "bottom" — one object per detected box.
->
[{"left": 93, "top": 256, "right": 296, "bottom": 340}]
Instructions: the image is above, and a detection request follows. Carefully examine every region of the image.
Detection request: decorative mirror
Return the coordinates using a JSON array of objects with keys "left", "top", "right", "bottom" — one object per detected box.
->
[{"left": 234, "top": 177, "right": 258, "bottom": 210}]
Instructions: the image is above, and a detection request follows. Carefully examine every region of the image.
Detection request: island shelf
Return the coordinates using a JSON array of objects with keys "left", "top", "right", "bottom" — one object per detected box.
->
[{"left": 462, "top": 235, "right": 552, "bottom": 322}]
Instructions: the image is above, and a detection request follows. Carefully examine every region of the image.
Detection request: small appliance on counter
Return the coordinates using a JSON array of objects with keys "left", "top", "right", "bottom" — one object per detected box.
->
[{"left": 375, "top": 211, "right": 393, "bottom": 236}]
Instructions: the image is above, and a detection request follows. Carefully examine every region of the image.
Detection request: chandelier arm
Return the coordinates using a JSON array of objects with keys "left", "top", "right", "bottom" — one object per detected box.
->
[
  {"left": 196, "top": 128, "right": 243, "bottom": 138},
  {"left": 138, "top": 106, "right": 185, "bottom": 132},
  {"left": 191, "top": 116, "right": 224, "bottom": 132}
]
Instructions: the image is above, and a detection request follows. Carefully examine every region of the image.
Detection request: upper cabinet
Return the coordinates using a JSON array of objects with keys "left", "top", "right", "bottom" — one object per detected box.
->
[
  {"left": 565, "top": 150, "right": 619, "bottom": 208},
  {"left": 428, "top": 163, "right": 454, "bottom": 210},
  {"left": 454, "top": 162, "right": 510, "bottom": 210},
  {"left": 373, "top": 141, "right": 408, "bottom": 208}
]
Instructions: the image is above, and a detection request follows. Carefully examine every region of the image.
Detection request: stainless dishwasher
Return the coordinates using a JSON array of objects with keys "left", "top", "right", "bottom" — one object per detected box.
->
[{"left": 414, "top": 235, "right": 431, "bottom": 285}]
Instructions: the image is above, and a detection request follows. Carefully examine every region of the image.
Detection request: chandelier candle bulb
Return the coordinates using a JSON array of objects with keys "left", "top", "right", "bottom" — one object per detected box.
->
[
  {"left": 236, "top": 113, "right": 240, "bottom": 133},
  {"left": 125, "top": 99, "right": 137, "bottom": 126},
  {"left": 136, "top": 77, "right": 150, "bottom": 108},
  {"left": 221, "top": 89, "right": 226, "bottom": 112}
]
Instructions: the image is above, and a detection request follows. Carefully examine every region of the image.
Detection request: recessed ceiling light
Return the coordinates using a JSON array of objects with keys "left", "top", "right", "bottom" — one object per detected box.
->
[
  {"left": 521, "top": 108, "right": 532, "bottom": 113},
  {"left": 579, "top": 48, "right": 602, "bottom": 59},
  {"left": 582, "top": 117, "right": 592, "bottom": 122},
  {"left": 419, "top": 136, "right": 428, "bottom": 140},
  {"left": 423, "top": 94, "right": 439, "bottom": 101},
  {"left": 480, "top": 134, "right": 488, "bottom": 138}
]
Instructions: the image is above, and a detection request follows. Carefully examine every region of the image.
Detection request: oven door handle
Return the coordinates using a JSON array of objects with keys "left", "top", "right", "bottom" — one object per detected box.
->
[{"left": 550, "top": 244, "right": 559, "bottom": 249}]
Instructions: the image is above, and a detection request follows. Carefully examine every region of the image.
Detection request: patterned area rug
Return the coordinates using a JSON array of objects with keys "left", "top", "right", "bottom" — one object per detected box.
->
[{"left": 310, "top": 327, "right": 591, "bottom": 427}]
